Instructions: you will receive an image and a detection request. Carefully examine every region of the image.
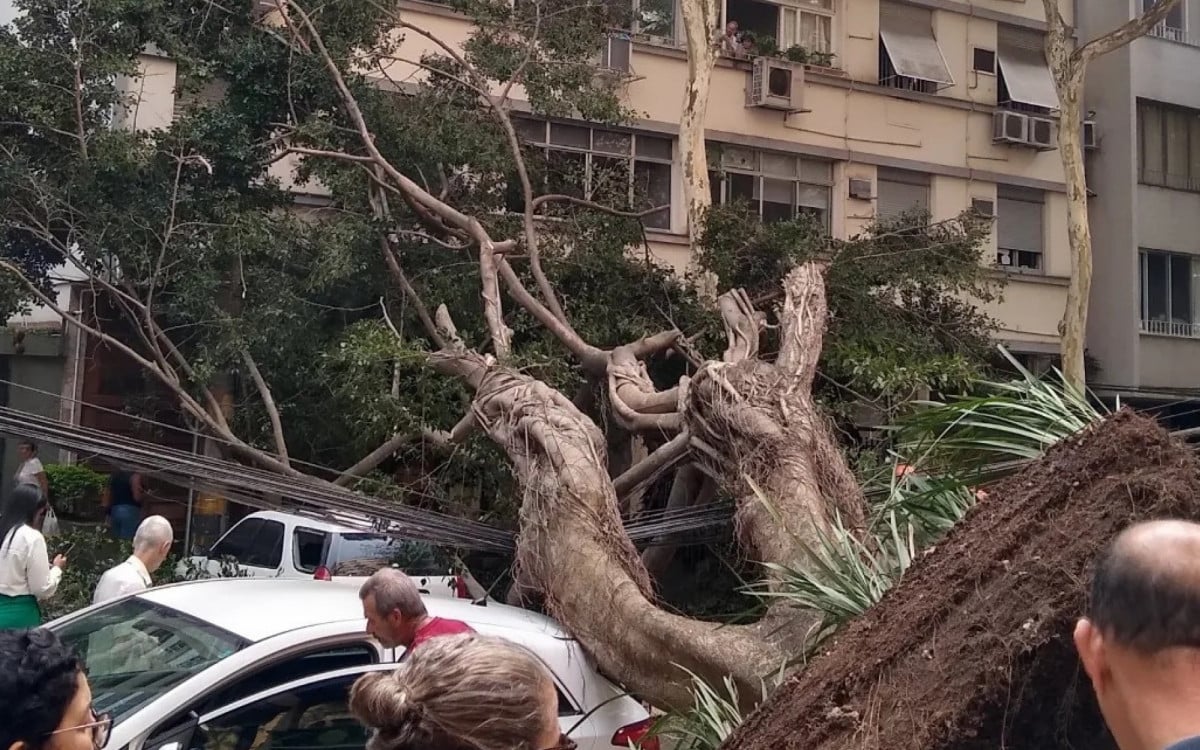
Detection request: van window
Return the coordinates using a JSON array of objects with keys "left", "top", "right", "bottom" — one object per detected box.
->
[
  {"left": 293, "top": 528, "right": 328, "bottom": 573},
  {"left": 327, "top": 534, "right": 454, "bottom": 577}
]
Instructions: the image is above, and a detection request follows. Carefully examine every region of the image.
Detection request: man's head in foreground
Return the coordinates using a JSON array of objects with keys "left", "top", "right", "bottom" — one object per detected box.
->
[
  {"left": 1075, "top": 519, "right": 1200, "bottom": 750},
  {"left": 359, "top": 568, "right": 428, "bottom": 649}
]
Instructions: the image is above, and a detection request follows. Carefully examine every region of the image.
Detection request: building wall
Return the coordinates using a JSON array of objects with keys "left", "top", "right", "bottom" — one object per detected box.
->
[
  {"left": 0, "top": 333, "right": 67, "bottom": 487},
  {"left": 1083, "top": 1, "right": 1200, "bottom": 392}
]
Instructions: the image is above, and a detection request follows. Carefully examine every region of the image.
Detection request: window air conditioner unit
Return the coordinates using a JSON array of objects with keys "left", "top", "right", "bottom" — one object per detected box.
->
[
  {"left": 746, "top": 57, "right": 803, "bottom": 112},
  {"left": 1083, "top": 119, "right": 1099, "bottom": 150},
  {"left": 993, "top": 110, "right": 1029, "bottom": 145},
  {"left": 599, "top": 34, "right": 632, "bottom": 74},
  {"left": 849, "top": 178, "right": 872, "bottom": 200},
  {"left": 971, "top": 198, "right": 995, "bottom": 218},
  {"left": 1027, "top": 116, "right": 1056, "bottom": 150}
]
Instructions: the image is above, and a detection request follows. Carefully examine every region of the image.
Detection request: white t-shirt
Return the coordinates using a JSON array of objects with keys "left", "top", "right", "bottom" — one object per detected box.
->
[
  {"left": 15, "top": 457, "right": 44, "bottom": 487},
  {"left": 0, "top": 524, "right": 62, "bottom": 599}
]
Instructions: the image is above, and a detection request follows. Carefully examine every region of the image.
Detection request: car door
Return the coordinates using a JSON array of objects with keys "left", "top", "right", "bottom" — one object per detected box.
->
[
  {"left": 204, "top": 518, "right": 287, "bottom": 578},
  {"left": 137, "top": 664, "right": 394, "bottom": 750}
]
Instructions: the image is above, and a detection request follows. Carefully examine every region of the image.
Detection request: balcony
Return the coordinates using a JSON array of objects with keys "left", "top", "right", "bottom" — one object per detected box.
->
[
  {"left": 1140, "top": 318, "right": 1200, "bottom": 339},
  {"left": 1148, "top": 21, "right": 1200, "bottom": 47}
]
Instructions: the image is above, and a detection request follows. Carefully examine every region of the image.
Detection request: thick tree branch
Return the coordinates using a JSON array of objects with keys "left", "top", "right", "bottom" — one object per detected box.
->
[
  {"left": 334, "top": 413, "right": 477, "bottom": 486},
  {"left": 774, "top": 263, "right": 828, "bottom": 389},
  {"left": 379, "top": 234, "right": 448, "bottom": 349},
  {"left": 241, "top": 349, "right": 290, "bottom": 466},
  {"left": 613, "top": 430, "right": 691, "bottom": 500}
]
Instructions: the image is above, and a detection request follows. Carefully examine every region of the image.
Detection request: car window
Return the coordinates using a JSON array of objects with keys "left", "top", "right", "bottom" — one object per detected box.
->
[
  {"left": 241, "top": 520, "right": 285, "bottom": 569},
  {"left": 196, "top": 674, "right": 366, "bottom": 750},
  {"left": 201, "top": 644, "right": 378, "bottom": 713},
  {"left": 50, "top": 599, "right": 245, "bottom": 723},
  {"left": 209, "top": 519, "right": 262, "bottom": 562},
  {"left": 293, "top": 528, "right": 327, "bottom": 573},
  {"left": 327, "top": 533, "right": 454, "bottom": 577}
]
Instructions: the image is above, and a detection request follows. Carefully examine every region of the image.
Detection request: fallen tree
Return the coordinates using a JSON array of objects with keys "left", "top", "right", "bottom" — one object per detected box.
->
[{"left": 722, "top": 410, "right": 1200, "bottom": 750}]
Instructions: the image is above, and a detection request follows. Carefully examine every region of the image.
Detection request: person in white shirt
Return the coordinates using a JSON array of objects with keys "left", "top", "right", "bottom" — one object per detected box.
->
[
  {"left": 13, "top": 440, "right": 48, "bottom": 499},
  {"left": 0, "top": 484, "right": 65, "bottom": 629},
  {"left": 92, "top": 515, "right": 173, "bottom": 604}
]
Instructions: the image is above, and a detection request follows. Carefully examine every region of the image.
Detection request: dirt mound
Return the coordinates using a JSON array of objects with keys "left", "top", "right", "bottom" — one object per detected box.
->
[{"left": 723, "top": 410, "right": 1200, "bottom": 750}]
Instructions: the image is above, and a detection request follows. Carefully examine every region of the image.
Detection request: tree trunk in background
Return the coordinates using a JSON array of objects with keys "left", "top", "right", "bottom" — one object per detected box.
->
[{"left": 679, "top": 0, "right": 720, "bottom": 287}]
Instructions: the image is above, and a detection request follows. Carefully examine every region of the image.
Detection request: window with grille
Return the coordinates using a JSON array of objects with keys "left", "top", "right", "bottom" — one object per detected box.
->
[
  {"left": 1140, "top": 249, "right": 1200, "bottom": 338},
  {"left": 707, "top": 144, "right": 832, "bottom": 229},
  {"left": 512, "top": 120, "right": 674, "bottom": 229}
]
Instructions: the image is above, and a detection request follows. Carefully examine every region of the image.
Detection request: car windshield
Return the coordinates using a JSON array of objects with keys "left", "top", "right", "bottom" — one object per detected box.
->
[
  {"left": 51, "top": 598, "right": 246, "bottom": 723},
  {"left": 328, "top": 534, "right": 455, "bottom": 577}
]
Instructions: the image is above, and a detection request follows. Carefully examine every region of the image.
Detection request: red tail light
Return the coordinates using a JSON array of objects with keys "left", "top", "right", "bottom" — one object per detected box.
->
[
  {"left": 313, "top": 566, "right": 332, "bottom": 581},
  {"left": 612, "top": 718, "right": 659, "bottom": 749},
  {"left": 454, "top": 575, "right": 470, "bottom": 599}
]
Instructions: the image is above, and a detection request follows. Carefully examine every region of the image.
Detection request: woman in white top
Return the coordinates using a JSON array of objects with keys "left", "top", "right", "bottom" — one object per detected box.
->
[
  {"left": 0, "top": 484, "right": 66, "bottom": 629},
  {"left": 14, "top": 440, "right": 49, "bottom": 499}
]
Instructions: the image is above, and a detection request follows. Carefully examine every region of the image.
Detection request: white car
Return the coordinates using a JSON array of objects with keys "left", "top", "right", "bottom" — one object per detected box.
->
[
  {"left": 46, "top": 579, "right": 657, "bottom": 750},
  {"left": 182, "top": 510, "right": 479, "bottom": 600}
]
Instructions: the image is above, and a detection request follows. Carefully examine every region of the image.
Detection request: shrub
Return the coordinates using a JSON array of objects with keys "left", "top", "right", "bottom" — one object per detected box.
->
[{"left": 44, "top": 464, "right": 107, "bottom": 521}]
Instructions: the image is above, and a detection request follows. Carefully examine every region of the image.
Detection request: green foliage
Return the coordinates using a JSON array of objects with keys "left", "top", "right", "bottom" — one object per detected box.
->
[
  {"left": 651, "top": 669, "right": 756, "bottom": 750},
  {"left": 45, "top": 464, "right": 107, "bottom": 520}
]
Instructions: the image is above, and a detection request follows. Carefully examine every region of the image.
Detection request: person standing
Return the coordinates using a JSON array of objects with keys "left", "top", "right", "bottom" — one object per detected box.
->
[
  {"left": 93, "top": 516, "right": 173, "bottom": 604},
  {"left": 0, "top": 484, "right": 65, "bottom": 629},
  {"left": 102, "top": 470, "right": 143, "bottom": 541},
  {"left": 359, "top": 567, "right": 473, "bottom": 652},
  {"left": 14, "top": 440, "right": 49, "bottom": 500},
  {"left": 1074, "top": 519, "right": 1200, "bottom": 750}
]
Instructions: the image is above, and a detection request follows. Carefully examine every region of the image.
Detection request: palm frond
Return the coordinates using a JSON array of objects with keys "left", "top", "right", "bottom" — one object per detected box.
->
[{"left": 650, "top": 668, "right": 754, "bottom": 750}]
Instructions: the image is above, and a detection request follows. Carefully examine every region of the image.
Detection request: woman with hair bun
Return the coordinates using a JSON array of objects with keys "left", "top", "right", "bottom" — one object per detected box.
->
[{"left": 350, "top": 633, "right": 576, "bottom": 750}]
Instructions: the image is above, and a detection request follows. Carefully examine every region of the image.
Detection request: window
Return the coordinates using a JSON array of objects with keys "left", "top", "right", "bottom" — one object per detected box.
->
[
  {"left": 50, "top": 598, "right": 245, "bottom": 723},
  {"left": 878, "top": 2, "right": 953, "bottom": 94},
  {"left": 1138, "top": 100, "right": 1200, "bottom": 191},
  {"left": 202, "top": 645, "right": 378, "bottom": 713},
  {"left": 1140, "top": 250, "right": 1200, "bottom": 337},
  {"left": 515, "top": 121, "right": 673, "bottom": 229},
  {"left": 996, "top": 27, "right": 1058, "bottom": 114},
  {"left": 972, "top": 47, "right": 996, "bottom": 75},
  {"left": 327, "top": 533, "right": 456, "bottom": 577},
  {"left": 293, "top": 528, "right": 327, "bottom": 573},
  {"left": 195, "top": 674, "right": 368, "bottom": 750},
  {"left": 1143, "top": 0, "right": 1187, "bottom": 42},
  {"left": 209, "top": 518, "right": 285, "bottom": 569},
  {"left": 633, "top": 0, "right": 677, "bottom": 40},
  {"left": 875, "top": 168, "right": 930, "bottom": 222},
  {"left": 995, "top": 186, "right": 1044, "bottom": 272},
  {"left": 708, "top": 145, "right": 832, "bottom": 228},
  {"left": 725, "top": 0, "right": 834, "bottom": 55}
]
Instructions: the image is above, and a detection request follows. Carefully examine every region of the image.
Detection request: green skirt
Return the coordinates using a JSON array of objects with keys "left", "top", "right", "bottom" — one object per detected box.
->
[{"left": 0, "top": 594, "right": 41, "bottom": 630}]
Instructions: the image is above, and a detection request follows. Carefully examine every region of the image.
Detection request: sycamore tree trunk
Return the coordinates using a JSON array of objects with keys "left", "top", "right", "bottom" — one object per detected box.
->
[{"left": 679, "top": 0, "right": 720, "bottom": 257}]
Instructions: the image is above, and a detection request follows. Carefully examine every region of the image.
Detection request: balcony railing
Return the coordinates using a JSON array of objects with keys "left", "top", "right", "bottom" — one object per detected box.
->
[
  {"left": 1149, "top": 22, "right": 1199, "bottom": 47},
  {"left": 1140, "top": 318, "right": 1200, "bottom": 339}
]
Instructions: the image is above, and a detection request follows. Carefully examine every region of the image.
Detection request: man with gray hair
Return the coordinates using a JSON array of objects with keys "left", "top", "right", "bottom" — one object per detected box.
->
[
  {"left": 93, "top": 515, "right": 173, "bottom": 604},
  {"left": 359, "top": 567, "right": 472, "bottom": 652}
]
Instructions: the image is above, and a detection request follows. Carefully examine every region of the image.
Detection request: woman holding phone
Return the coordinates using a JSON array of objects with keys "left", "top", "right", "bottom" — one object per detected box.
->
[{"left": 0, "top": 484, "right": 66, "bottom": 629}]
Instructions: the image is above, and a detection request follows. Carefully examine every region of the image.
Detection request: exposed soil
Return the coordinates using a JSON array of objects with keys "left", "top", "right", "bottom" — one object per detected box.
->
[{"left": 723, "top": 410, "right": 1200, "bottom": 750}]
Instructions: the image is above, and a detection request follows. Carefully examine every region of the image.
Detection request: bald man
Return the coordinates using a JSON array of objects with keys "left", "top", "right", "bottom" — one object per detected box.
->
[
  {"left": 93, "top": 515, "right": 173, "bottom": 604},
  {"left": 1075, "top": 520, "right": 1200, "bottom": 750}
]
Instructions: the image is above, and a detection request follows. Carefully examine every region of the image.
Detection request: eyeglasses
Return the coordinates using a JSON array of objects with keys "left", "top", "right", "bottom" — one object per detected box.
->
[
  {"left": 543, "top": 736, "right": 577, "bottom": 750},
  {"left": 47, "top": 711, "right": 112, "bottom": 750}
]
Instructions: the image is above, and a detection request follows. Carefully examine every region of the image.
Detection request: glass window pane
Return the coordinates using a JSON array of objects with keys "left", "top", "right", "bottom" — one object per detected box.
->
[
  {"left": 1140, "top": 103, "right": 1164, "bottom": 183},
  {"left": 638, "top": 0, "right": 676, "bottom": 38},
  {"left": 1165, "top": 110, "right": 1190, "bottom": 186},
  {"left": 516, "top": 119, "right": 546, "bottom": 144},
  {"left": 761, "top": 152, "right": 798, "bottom": 177},
  {"left": 546, "top": 150, "right": 586, "bottom": 198},
  {"left": 1146, "top": 252, "right": 1169, "bottom": 322},
  {"left": 709, "top": 169, "right": 723, "bottom": 205},
  {"left": 780, "top": 7, "right": 799, "bottom": 49},
  {"left": 722, "top": 146, "right": 758, "bottom": 171},
  {"left": 293, "top": 529, "right": 326, "bottom": 573},
  {"left": 799, "top": 11, "right": 832, "bottom": 53},
  {"left": 1190, "top": 116, "right": 1200, "bottom": 188},
  {"left": 1171, "top": 254, "right": 1192, "bottom": 323},
  {"left": 244, "top": 520, "right": 284, "bottom": 568},
  {"left": 594, "top": 130, "right": 632, "bottom": 155},
  {"left": 635, "top": 135, "right": 673, "bottom": 160},
  {"left": 799, "top": 157, "right": 833, "bottom": 183},
  {"left": 729, "top": 172, "right": 756, "bottom": 204},
  {"left": 549, "top": 123, "right": 590, "bottom": 148},
  {"left": 797, "top": 183, "right": 830, "bottom": 210},
  {"left": 590, "top": 154, "right": 630, "bottom": 202},
  {"left": 634, "top": 161, "right": 672, "bottom": 229},
  {"left": 760, "top": 177, "right": 794, "bottom": 223}
]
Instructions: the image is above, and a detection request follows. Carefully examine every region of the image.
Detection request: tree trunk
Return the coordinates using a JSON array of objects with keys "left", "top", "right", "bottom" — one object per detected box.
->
[
  {"left": 1052, "top": 65, "right": 1091, "bottom": 392},
  {"left": 679, "top": 0, "right": 720, "bottom": 280},
  {"left": 432, "top": 356, "right": 782, "bottom": 710}
]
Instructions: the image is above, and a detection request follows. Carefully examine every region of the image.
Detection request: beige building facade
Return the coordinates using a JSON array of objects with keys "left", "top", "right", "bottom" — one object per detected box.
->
[{"left": 119, "top": 0, "right": 1075, "bottom": 356}]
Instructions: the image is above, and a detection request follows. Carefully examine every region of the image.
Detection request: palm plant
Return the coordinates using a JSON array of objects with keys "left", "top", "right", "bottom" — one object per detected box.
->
[{"left": 650, "top": 667, "right": 764, "bottom": 750}]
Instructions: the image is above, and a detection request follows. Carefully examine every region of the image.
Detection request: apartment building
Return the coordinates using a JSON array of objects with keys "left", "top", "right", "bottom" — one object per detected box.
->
[
  {"left": 103, "top": 0, "right": 1075, "bottom": 361},
  {"left": 1081, "top": 0, "right": 1200, "bottom": 411}
]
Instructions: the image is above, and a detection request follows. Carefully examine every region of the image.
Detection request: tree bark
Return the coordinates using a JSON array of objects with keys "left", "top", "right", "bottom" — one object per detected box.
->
[
  {"left": 1042, "top": 0, "right": 1183, "bottom": 390},
  {"left": 432, "top": 354, "right": 783, "bottom": 710},
  {"left": 679, "top": 0, "right": 720, "bottom": 272}
]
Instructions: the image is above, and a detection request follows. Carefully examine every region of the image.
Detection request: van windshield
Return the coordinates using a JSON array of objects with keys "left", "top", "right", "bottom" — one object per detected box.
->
[
  {"left": 50, "top": 598, "right": 245, "bottom": 723},
  {"left": 328, "top": 534, "right": 455, "bottom": 577}
]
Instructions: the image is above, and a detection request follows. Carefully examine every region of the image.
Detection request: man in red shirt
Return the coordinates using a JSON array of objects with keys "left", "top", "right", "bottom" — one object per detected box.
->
[{"left": 359, "top": 567, "right": 473, "bottom": 652}]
